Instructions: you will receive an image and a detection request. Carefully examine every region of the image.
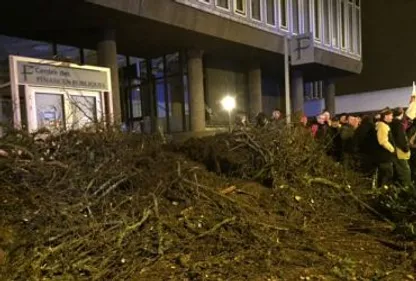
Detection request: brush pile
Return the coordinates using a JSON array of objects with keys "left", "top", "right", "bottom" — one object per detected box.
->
[{"left": 0, "top": 126, "right": 414, "bottom": 280}]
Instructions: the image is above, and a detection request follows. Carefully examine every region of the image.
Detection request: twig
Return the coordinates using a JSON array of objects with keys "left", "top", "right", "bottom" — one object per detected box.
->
[
  {"left": 99, "top": 177, "right": 128, "bottom": 198},
  {"left": 93, "top": 175, "right": 125, "bottom": 196},
  {"left": 117, "top": 208, "right": 151, "bottom": 247},
  {"left": 197, "top": 216, "right": 236, "bottom": 239},
  {"left": 306, "top": 177, "right": 394, "bottom": 226},
  {"left": 152, "top": 193, "right": 164, "bottom": 256}
]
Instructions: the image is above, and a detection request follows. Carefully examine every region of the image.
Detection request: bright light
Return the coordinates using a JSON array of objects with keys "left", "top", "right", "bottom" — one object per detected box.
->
[{"left": 220, "top": 96, "right": 236, "bottom": 112}]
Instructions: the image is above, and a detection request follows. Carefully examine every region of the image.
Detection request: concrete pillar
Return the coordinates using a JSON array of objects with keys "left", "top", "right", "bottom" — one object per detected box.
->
[
  {"left": 248, "top": 66, "right": 262, "bottom": 119},
  {"left": 291, "top": 70, "right": 304, "bottom": 114},
  {"left": 187, "top": 49, "right": 205, "bottom": 132},
  {"left": 324, "top": 79, "right": 336, "bottom": 115},
  {"left": 97, "top": 29, "right": 121, "bottom": 124}
]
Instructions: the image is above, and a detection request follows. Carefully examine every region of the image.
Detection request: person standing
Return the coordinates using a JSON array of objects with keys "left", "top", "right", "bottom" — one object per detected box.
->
[
  {"left": 374, "top": 109, "right": 396, "bottom": 188},
  {"left": 390, "top": 108, "right": 412, "bottom": 188}
]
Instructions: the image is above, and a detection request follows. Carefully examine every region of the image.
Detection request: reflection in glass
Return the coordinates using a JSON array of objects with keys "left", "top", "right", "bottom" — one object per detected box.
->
[
  {"left": 35, "top": 93, "right": 65, "bottom": 132},
  {"left": 0, "top": 35, "right": 53, "bottom": 61},
  {"left": 83, "top": 49, "right": 97, "bottom": 65},
  {"left": 156, "top": 80, "right": 166, "bottom": 118},
  {"left": 165, "top": 53, "right": 180, "bottom": 75},
  {"left": 56, "top": 45, "right": 81, "bottom": 63},
  {"left": 131, "top": 88, "right": 142, "bottom": 118},
  {"left": 68, "top": 95, "right": 97, "bottom": 129},
  {"left": 152, "top": 57, "right": 164, "bottom": 79}
]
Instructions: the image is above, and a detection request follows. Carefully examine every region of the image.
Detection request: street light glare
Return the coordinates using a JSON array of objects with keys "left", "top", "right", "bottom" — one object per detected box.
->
[{"left": 221, "top": 96, "right": 236, "bottom": 112}]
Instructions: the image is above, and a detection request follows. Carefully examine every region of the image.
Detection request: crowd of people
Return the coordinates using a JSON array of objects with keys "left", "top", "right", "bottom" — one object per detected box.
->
[{"left": 249, "top": 106, "right": 416, "bottom": 190}]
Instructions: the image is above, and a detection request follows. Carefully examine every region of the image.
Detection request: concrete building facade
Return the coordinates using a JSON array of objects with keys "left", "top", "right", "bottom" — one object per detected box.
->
[{"left": 0, "top": 0, "right": 362, "bottom": 133}]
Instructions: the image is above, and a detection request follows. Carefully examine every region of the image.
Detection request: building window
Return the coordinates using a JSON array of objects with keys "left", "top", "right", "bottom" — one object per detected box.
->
[
  {"left": 266, "top": 0, "right": 276, "bottom": 25},
  {"left": 331, "top": 0, "right": 339, "bottom": 47},
  {"left": 279, "top": 0, "right": 289, "bottom": 29},
  {"left": 313, "top": 0, "right": 321, "bottom": 40},
  {"left": 340, "top": 0, "right": 346, "bottom": 49},
  {"left": 323, "top": 0, "right": 330, "bottom": 45},
  {"left": 235, "top": 0, "right": 246, "bottom": 14},
  {"left": 348, "top": 0, "right": 354, "bottom": 52},
  {"left": 292, "top": 0, "right": 300, "bottom": 34},
  {"left": 199, "top": 0, "right": 211, "bottom": 3},
  {"left": 216, "top": 0, "right": 230, "bottom": 9},
  {"left": 302, "top": 0, "right": 311, "bottom": 33},
  {"left": 355, "top": 0, "right": 361, "bottom": 55},
  {"left": 251, "top": 0, "right": 261, "bottom": 20}
]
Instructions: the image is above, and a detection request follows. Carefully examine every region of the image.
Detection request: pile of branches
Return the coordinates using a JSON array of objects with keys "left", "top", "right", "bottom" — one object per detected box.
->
[
  {"left": 0, "top": 127, "right": 414, "bottom": 280},
  {"left": 180, "top": 126, "right": 359, "bottom": 187}
]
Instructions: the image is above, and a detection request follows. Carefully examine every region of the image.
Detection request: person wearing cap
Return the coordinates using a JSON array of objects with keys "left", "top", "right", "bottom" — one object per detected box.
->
[
  {"left": 374, "top": 109, "right": 396, "bottom": 188},
  {"left": 390, "top": 107, "right": 412, "bottom": 188}
]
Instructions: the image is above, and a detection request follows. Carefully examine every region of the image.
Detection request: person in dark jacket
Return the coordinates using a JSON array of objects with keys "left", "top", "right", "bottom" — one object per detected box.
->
[
  {"left": 340, "top": 115, "right": 358, "bottom": 168},
  {"left": 327, "top": 116, "right": 342, "bottom": 162},
  {"left": 354, "top": 115, "right": 377, "bottom": 175},
  {"left": 375, "top": 109, "right": 396, "bottom": 188},
  {"left": 407, "top": 119, "right": 416, "bottom": 184},
  {"left": 390, "top": 107, "right": 412, "bottom": 188}
]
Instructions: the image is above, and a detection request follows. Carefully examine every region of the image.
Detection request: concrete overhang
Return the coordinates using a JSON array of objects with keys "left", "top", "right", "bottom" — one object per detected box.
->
[{"left": 0, "top": 0, "right": 362, "bottom": 79}]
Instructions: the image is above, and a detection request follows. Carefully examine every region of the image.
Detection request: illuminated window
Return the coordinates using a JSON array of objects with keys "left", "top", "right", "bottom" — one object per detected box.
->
[
  {"left": 279, "top": 0, "right": 288, "bottom": 29},
  {"left": 235, "top": 0, "right": 246, "bottom": 14},
  {"left": 216, "top": 0, "right": 230, "bottom": 9},
  {"left": 266, "top": 0, "right": 276, "bottom": 25},
  {"left": 251, "top": 0, "right": 261, "bottom": 20}
]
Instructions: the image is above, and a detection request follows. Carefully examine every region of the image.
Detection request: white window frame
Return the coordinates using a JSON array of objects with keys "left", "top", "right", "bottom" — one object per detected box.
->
[
  {"left": 313, "top": 0, "right": 322, "bottom": 42},
  {"left": 198, "top": 0, "right": 212, "bottom": 5},
  {"left": 330, "top": 0, "right": 340, "bottom": 49},
  {"left": 340, "top": 0, "right": 347, "bottom": 50},
  {"left": 215, "top": 0, "right": 231, "bottom": 11},
  {"left": 279, "top": 0, "right": 289, "bottom": 30},
  {"left": 347, "top": 0, "right": 354, "bottom": 54},
  {"left": 234, "top": 0, "right": 247, "bottom": 15},
  {"left": 322, "top": 0, "right": 331, "bottom": 46},
  {"left": 300, "top": 0, "right": 312, "bottom": 34},
  {"left": 265, "top": 0, "right": 277, "bottom": 26},
  {"left": 291, "top": 0, "right": 302, "bottom": 35},
  {"left": 250, "top": 0, "right": 262, "bottom": 22},
  {"left": 355, "top": 2, "right": 361, "bottom": 56}
]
